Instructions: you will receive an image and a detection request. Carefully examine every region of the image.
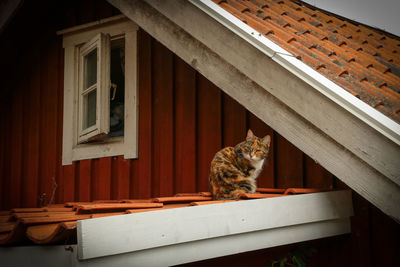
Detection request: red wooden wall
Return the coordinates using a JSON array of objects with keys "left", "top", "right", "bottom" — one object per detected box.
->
[
  {"left": 0, "top": 0, "right": 334, "bottom": 209},
  {"left": 0, "top": 0, "right": 398, "bottom": 266}
]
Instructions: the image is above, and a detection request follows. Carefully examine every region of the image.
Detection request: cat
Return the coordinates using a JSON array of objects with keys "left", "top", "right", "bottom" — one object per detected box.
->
[{"left": 209, "top": 129, "right": 271, "bottom": 200}]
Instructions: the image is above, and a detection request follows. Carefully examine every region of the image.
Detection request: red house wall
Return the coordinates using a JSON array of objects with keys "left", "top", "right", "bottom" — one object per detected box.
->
[
  {"left": 0, "top": 1, "right": 334, "bottom": 210},
  {"left": 0, "top": 1, "right": 398, "bottom": 266}
]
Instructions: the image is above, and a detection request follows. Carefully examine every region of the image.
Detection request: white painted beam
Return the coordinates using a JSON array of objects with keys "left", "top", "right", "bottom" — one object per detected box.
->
[
  {"left": 145, "top": 0, "right": 400, "bottom": 187},
  {"left": 107, "top": 0, "right": 400, "bottom": 221},
  {"left": 0, "top": 218, "right": 349, "bottom": 267},
  {"left": 77, "top": 191, "right": 353, "bottom": 261}
]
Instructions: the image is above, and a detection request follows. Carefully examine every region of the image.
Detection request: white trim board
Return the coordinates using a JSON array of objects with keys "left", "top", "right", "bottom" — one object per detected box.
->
[
  {"left": 77, "top": 190, "right": 353, "bottom": 261},
  {"left": 143, "top": 0, "right": 400, "bottom": 190},
  {"left": 107, "top": 0, "right": 400, "bottom": 221},
  {"left": 0, "top": 219, "right": 349, "bottom": 267},
  {"left": 190, "top": 0, "right": 400, "bottom": 146}
]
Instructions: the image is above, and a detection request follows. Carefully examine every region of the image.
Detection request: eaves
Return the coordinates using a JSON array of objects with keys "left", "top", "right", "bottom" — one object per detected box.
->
[{"left": 107, "top": 0, "right": 400, "bottom": 221}]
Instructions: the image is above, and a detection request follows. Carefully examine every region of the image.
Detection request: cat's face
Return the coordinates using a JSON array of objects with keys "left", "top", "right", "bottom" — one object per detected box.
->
[{"left": 236, "top": 130, "right": 271, "bottom": 161}]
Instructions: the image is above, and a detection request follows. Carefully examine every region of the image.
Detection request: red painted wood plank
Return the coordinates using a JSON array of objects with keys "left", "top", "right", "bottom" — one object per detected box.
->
[
  {"left": 78, "top": 0, "right": 96, "bottom": 24},
  {"left": 351, "top": 192, "right": 372, "bottom": 266},
  {"left": 197, "top": 75, "right": 222, "bottom": 192},
  {"left": 95, "top": 0, "right": 115, "bottom": 20},
  {"left": 38, "top": 33, "right": 59, "bottom": 206},
  {"left": 152, "top": 40, "right": 174, "bottom": 197},
  {"left": 247, "top": 113, "right": 275, "bottom": 188},
  {"left": 0, "top": 105, "right": 4, "bottom": 209},
  {"left": 370, "top": 206, "right": 398, "bottom": 267},
  {"left": 275, "top": 133, "right": 303, "bottom": 188},
  {"left": 55, "top": 35, "right": 65, "bottom": 205},
  {"left": 222, "top": 93, "right": 247, "bottom": 147},
  {"left": 174, "top": 56, "right": 197, "bottom": 194},
  {"left": 130, "top": 158, "right": 138, "bottom": 199},
  {"left": 59, "top": 0, "right": 78, "bottom": 28},
  {"left": 111, "top": 157, "right": 118, "bottom": 199},
  {"left": 112, "top": 156, "right": 131, "bottom": 200},
  {"left": 62, "top": 163, "right": 76, "bottom": 203},
  {"left": 1, "top": 98, "right": 12, "bottom": 210},
  {"left": 304, "top": 156, "right": 333, "bottom": 188},
  {"left": 9, "top": 87, "right": 23, "bottom": 208},
  {"left": 77, "top": 160, "right": 91, "bottom": 202},
  {"left": 92, "top": 157, "right": 111, "bottom": 200},
  {"left": 21, "top": 50, "right": 41, "bottom": 207},
  {"left": 91, "top": 159, "right": 100, "bottom": 200},
  {"left": 135, "top": 30, "right": 152, "bottom": 199}
]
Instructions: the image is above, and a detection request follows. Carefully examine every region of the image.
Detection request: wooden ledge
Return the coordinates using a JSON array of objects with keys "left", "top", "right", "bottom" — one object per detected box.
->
[{"left": 77, "top": 190, "right": 353, "bottom": 262}]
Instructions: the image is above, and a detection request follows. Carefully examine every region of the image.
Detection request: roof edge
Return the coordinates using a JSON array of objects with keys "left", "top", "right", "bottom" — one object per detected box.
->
[{"left": 191, "top": 0, "right": 400, "bottom": 146}]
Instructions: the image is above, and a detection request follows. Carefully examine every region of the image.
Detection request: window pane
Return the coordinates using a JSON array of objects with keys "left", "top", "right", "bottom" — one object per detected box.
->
[
  {"left": 109, "top": 39, "right": 125, "bottom": 138},
  {"left": 83, "top": 89, "right": 97, "bottom": 130},
  {"left": 84, "top": 49, "right": 97, "bottom": 89}
]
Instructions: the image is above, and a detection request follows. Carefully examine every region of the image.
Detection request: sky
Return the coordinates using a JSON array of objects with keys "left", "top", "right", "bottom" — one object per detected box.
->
[{"left": 302, "top": 0, "right": 400, "bottom": 37}]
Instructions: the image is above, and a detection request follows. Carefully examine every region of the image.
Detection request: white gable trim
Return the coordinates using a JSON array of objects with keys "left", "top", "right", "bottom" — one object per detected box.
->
[
  {"left": 192, "top": 0, "right": 400, "bottom": 146},
  {"left": 142, "top": 0, "right": 400, "bottom": 189},
  {"left": 107, "top": 0, "right": 400, "bottom": 221}
]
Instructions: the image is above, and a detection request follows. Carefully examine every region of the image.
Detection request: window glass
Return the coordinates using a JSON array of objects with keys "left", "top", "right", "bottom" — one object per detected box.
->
[
  {"left": 108, "top": 39, "right": 125, "bottom": 138},
  {"left": 83, "top": 89, "right": 97, "bottom": 129},
  {"left": 84, "top": 49, "right": 97, "bottom": 89}
]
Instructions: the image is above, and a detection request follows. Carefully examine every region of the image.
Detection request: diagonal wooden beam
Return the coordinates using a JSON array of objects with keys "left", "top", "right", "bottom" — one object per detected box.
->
[{"left": 107, "top": 0, "right": 400, "bottom": 221}]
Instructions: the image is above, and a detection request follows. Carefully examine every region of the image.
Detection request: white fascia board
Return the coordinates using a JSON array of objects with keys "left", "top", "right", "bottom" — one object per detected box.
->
[
  {"left": 191, "top": 0, "right": 400, "bottom": 146},
  {"left": 77, "top": 190, "right": 353, "bottom": 261},
  {"left": 0, "top": 218, "right": 349, "bottom": 267}
]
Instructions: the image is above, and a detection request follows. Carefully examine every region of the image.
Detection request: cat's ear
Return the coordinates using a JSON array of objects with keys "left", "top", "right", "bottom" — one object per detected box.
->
[
  {"left": 262, "top": 135, "right": 271, "bottom": 147},
  {"left": 246, "top": 129, "right": 255, "bottom": 140}
]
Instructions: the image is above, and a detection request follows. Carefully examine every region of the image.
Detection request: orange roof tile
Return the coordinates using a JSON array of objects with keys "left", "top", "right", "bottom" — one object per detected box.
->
[
  {"left": 238, "top": 193, "right": 283, "bottom": 199},
  {"left": 214, "top": 0, "right": 400, "bottom": 123},
  {"left": 151, "top": 196, "right": 213, "bottom": 203},
  {"left": 0, "top": 188, "right": 333, "bottom": 246}
]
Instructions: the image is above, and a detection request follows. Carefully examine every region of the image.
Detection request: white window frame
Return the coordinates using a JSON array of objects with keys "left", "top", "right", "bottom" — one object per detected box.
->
[
  {"left": 58, "top": 15, "right": 138, "bottom": 165},
  {"left": 78, "top": 33, "right": 110, "bottom": 143}
]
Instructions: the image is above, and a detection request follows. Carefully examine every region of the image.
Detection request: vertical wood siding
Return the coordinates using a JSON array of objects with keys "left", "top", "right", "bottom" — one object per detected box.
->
[
  {"left": 0, "top": 1, "right": 398, "bottom": 266},
  {"left": 0, "top": 0, "right": 335, "bottom": 207}
]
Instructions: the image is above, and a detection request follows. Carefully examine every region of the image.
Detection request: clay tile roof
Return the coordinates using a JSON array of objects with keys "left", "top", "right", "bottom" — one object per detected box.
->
[
  {"left": 214, "top": 0, "right": 400, "bottom": 123},
  {"left": 0, "top": 188, "right": 325, "bottom": 246}
]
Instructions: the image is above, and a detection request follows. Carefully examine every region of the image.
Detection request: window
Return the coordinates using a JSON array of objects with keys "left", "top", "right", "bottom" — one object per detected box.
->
[
  {"left": 59, "top": 15, "right": 138, "bottom": 165},
  {"left": 78, "top": 33, "right": 110, "bottom": 143}
]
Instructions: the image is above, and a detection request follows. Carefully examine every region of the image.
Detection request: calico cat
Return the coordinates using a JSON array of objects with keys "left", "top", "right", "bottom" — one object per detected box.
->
[{"left": 209, "top": 129, "right": 271, "bottom": 200}]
